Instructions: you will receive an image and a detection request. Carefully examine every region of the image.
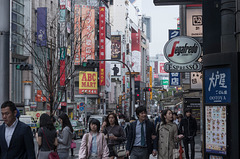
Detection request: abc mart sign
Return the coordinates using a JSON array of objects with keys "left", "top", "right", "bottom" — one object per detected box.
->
[{"left": 163, "top": 36, "right": 202, "bottom": 72}]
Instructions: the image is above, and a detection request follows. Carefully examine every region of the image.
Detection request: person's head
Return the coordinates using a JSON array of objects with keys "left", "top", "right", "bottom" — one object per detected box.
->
[
  {"left": 178, "top": 114, "right": 183, "bottom": 122},
  {"left": 161, "top": 109, "right": 173, "bottom": 124},
  {"left": 89, "top": 118, "right": 100, "bottom": 133},
  {"left": 40, "top": 113, "right": 55, "bottom": 130},
  {"left": 51, "top": 116, "right": 56, "bottom": 124},
  {"left": 106, "top": 113, "right": 119, "bottom": 126},
  {"left": 185, "top": 108, "right": 192, "bottom": 117},
  {"left": 1, "top": 101, "right": 17, "bottom": 126},
  {"left": 136, "top": 106, "right": 147, "bottom": 122},
  {"left": 58, "top": 113, "right": 73, "bottom": 132},
  {"left": 173, "top": 112, "right": 178, "bottom": 120}
]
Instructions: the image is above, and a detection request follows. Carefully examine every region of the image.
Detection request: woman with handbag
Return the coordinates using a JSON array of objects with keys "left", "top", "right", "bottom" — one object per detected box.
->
[
  {"left": 37, "top": 113, "right": 58, "bottom": 159},
  {"left": 57, "top": 113, "right": 74, "bottom": 159},
  {"left": 102, "top": 113, "right": 126, "bottom": 159},
  {"left": 156, "top": 109, "right": 184, "bottom": 159},
  {"left": 78, "top": 118, "right": 109, "bottom": 159}
]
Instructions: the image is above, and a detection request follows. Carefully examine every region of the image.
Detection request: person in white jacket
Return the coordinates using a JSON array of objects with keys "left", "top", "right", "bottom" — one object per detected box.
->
[{"left": 78, "top": 118, "right": 109, "bottom": 159}]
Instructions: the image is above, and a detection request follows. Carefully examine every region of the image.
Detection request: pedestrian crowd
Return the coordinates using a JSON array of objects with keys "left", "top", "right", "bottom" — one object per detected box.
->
[{"left": 0, "top": 101, "right": 197, "bottom": 159}]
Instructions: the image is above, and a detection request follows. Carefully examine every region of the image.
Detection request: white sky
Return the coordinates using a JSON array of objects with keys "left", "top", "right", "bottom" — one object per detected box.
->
[{"left": 141, "top": 0, "right": 179, "bottom": 57}]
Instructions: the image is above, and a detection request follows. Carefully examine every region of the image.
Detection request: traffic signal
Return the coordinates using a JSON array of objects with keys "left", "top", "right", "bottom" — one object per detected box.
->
[
  {"left": 82, "top": 60, "right": 99, "bottom": 67},
  {"left": 16, "top": 63, "right": 33, "bottom": 70},
  {"left": 144, "top": 87, "right": 152, "bottom": 92}
]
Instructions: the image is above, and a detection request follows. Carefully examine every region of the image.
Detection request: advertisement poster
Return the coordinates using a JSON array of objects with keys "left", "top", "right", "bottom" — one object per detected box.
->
[
  {"left": 209, "top": 155, "right": 223, "bottom": 159},
  {"left": 81, "top": 5, "right": 95, "bottom": 62},
  {"left": 79, "top": 71, "right": 98, "bottom": 94},
  {"left": 37, "top": 7, "right": 47, "bottom": 46},
  {"left": 206, "top": 106, "right": 227, "bottom": 155},
  {"left": 191, "top": 72, "right": 202, "bottom": 89},
  {"left": 105, "top": 62, "right": 111, "bottom": 92},
  {"left": 74, "top": 5, "right": 81, "bottom": 65},
  {"left": 99, "top": 7, "right": 106, "bottom": 86},
  {"left": 111, "top": 35, "right": 121, "bottom": 59},
  {"left": 111, "top": 63, "right": 121, "bottom": 76}
]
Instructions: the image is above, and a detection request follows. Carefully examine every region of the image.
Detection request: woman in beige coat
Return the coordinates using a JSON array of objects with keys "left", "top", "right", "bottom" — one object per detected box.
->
[{"left": 156, "top": 109, "right": 184, "bottom": 159}]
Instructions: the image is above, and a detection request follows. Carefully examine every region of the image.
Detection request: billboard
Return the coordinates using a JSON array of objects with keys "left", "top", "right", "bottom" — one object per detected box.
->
[
  {"left": 74, "top": 5, "right": 81, "bottom": 65},
  {"left": 81, "top": 5, "right": 95, "bottom": 62},
  {"left": 99, "top": 7, "right": 106, "bottom": 86},
  {"left": 79, "top": 71, "right": 98, "bottom": 94},
  {"left": 111, "top": 35, "right": 121, "bottom": 59},
  {"left": 37, "top": 7, "right": 47, "bottom": 47}
]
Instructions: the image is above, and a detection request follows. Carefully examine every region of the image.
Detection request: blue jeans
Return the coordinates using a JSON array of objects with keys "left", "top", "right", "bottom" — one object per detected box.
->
[{"left": 58, "top": 151, "right": 69, "bottom": 159}]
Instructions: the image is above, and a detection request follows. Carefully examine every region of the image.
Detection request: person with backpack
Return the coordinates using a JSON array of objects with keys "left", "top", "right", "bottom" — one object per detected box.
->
[{"left": 78, "top": 118, "right": 109, "bottom": 159}]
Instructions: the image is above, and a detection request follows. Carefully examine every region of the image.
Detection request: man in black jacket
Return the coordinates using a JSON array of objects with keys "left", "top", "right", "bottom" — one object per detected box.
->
[
  {"left": 179, "top": 108, "right": 197, "bottom": 159},
  {"left": 126, "top": 106, "right": 157, "bottom": 159}
]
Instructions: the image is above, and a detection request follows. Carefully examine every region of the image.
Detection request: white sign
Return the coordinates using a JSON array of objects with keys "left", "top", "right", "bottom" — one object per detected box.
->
[
  {"left": 187, "top": 8, "right": 202, "bottom": 37},
  {"left": 111, "top": 63, "right": 121, "bottom": 76},
  {"left": 191, "top": 72, "right": 202, "bottom": 89},
  {"left": 132, "top": 50, "right": 141, "bottom": 73}
]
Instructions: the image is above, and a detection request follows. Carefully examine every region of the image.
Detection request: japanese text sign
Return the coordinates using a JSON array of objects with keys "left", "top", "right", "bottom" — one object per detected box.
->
[
  {"left": 99, "top": 7, "right": 105, "bottom": 86},
  {"left": 204, "top": 68, "right": 231, "bottom": 103},
  {"left": 169, "top": 73, "right": 181, "bottom": 86},
  {"left": 79, "top": 71, "right": 98, "bottom": 94}
]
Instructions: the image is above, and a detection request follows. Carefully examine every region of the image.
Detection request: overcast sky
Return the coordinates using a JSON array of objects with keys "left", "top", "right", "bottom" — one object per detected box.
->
[{"left": 141, "top": 1, "right": 179, "bottom": 57}]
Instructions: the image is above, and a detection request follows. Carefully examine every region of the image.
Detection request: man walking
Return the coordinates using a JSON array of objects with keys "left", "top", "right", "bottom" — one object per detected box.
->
[
  {"left": 0, "top": 101, "right": 36, "bottom": 159},
  {"left": 179, "top": 108, "right": 197, "bottom": 159},
  {"left": 126, "top": 106, "right": 157, "bottom": 159}
]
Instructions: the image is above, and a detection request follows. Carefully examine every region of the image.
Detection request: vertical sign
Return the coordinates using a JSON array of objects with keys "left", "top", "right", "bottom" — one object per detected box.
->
[
  {"left": 81, "top": 6, "right": 95, "bottom": 62},
  {"left": 59, "top": 47, "right": 66, "bottom": 60},
  {"left": 60, "top": 60, "right": 65, "bottom": 86},
  {"left": 79, "top": 71, "right": 98, "bottom": 94},
  {"left": 168, "top": 29, "right": 180, "bottom": 40},
  {"left": 74, "top": 5, "right": 81, "bottom": 65},
  {"left": 131, "top": 30, "right": 141, "bottom": 81},
  {"left": 59, "top": 9, "right": 66, "bottom": 22},
  {"left": 60, "top": 0, "right": 66, "bottom": 9},
  {"left": 204, "top": 68, "right": 231, "bottom": 103},
  {"left": 159, "top": 63, "right": 167, "bottom": 73},
  {"left": 169, "top": 73, "right": 181, "bottom": 86},
  {"left": 66, "top": 0, "right": 71, "bottom": 11},
  {"left": 111, "top": 35, "right": 121, "bottom": 59},
  {"left": 99, "top": 7, "right": 105, "bottom": 86},
  {"left": 149, "top": 66, "right": 153, "bottom": 99},
  {"left": 37, "top": 8, "right": 47, "bottom": 47}
]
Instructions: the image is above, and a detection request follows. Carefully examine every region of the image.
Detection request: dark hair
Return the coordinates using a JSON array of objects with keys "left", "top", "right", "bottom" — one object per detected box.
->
[
  {"left": 178, "top": 114, "right": 183, "bottom": 119},
  {"left": 40, "top": 113, "right": 55, "bottom": 130},
  {"left": 136, "top": 106, "right": 147, "bottom": 117},
  {"left": 161, "top": 109, "right": 173, "bottom": 125},
  {"left": 58, "top": 113, "right": 73, "bottom": 132},
  {"left": 89, "top": 118, "right": 100, "bottom": 132},
  {"left": 1, "top": 101, "right": 16, "bottom": 113},
  {"left": 185, "top": 108, "right": 192, "bottom": 114},
  {"left": 106, "top": 113, "right": 119, "bottom": 127},
  {"left": 173, "top": 112, "right": 178, "bottom": 116}
]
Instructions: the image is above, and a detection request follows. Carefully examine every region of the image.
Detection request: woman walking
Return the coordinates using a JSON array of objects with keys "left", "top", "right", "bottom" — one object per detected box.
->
[
  {"left": 37, "top": 113, "right": 58, "bottom": 159},
  {"left": 78, "top": 118, "right": 109, "bottom": 159},
  {"left": 156, "top": 109, "right": 184, "bottom": 159},
  {"left": 57, "top": 113, "right": 74, "bottom": 159},
  {"left": 102, "top": 113, "right": 126, "bottom": 159}
]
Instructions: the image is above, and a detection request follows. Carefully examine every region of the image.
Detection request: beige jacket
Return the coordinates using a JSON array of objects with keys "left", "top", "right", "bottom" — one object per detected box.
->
[{"left": 157, "top": 122, "right": 178, "bottom": 159}]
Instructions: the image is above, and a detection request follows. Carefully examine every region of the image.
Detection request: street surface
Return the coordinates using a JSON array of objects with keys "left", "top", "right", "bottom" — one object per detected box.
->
[{"left": 34, "top": 133, "right": 202, "bottom": 158}]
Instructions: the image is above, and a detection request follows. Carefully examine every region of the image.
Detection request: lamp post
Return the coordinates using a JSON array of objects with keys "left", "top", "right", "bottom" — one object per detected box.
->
[{"left": 88, "top": 59, "right": 134, "bottom": 117}]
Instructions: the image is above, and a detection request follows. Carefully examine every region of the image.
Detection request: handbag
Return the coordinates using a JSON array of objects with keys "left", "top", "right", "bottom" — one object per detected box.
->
[
  {"left": 42, "top": 128, "right": 60, "bottom": 159},
  {"left": 71, "top": 140, "right": 76, "bottom": 149},
  {"left": 113, "top": 143, "right": 126, "bottom": 157},
  {"left": 173, "top": 142, "right": 180, "bottom": 159}
]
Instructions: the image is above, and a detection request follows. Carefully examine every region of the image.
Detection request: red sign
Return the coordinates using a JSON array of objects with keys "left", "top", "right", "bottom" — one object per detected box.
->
[
  {"left": 159, "top": 63, "right": 167, "bottom": 73},
  {"left": 36, "top": 113, "right": 40, "bottom": 118},
  {"left": 60, "top": 60, "right": 65, "bottom": 86},
  {"left": 99, "top": 7, "right": 105, "bottom": 86},
  {"left": 61, "top": 102, "right": 67, "bottom": 106},
  {"left": 60, "top": 5, "right": 65, "bottom": 9}
]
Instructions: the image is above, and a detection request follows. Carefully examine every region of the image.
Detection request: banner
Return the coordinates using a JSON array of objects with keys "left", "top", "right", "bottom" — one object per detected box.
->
[
  {"left": 74, "top": 5, "right": 81, "bottom": 65},
  {"left": 111, "top": 35, "right": 121, "bottom": 59},
  {"left": 37, "top": 8, "right": 47, "bottom": 46},
  {"left": 132, "top": 30, "right": 141, "bottom": 81},
  {"left": 60, "top": 60, "right": 66, "bottom": 86},
  {"left": 79, "top": 71, "right": 98, "bottom": 94},
  {"left": 66, "top": 0, "right": 71, "bottom": 11},
  {"left": 59, "top": 9, "right": 66, "bottom": 22},
  {"left": 99, "top": 7, "right": 106, "bottom": 86},
  {"left": 81, "top": 5, "right": 95, "bottom": 62}
]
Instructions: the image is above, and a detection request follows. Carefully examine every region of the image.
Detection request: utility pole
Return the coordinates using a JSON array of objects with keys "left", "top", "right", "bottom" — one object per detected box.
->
[{"left": 0, "top": 0, "right": 10, "bottom": 121}]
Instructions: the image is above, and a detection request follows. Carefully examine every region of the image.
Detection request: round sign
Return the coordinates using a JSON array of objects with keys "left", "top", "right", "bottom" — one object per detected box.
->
[
  {"left": 163, "top": 36, "right": 201, "bottom": 64},
  {"left": 36, "top": 113, "right": 40, "bottom": 118}
]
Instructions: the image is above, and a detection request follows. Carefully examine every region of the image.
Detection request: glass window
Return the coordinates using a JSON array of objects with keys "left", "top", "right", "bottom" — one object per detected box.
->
[
  {"left": 11, "top": 58, "right": 22, "bottom": 103},
  {"left": 12, "top": 13, "right": 17, "bottom": 23}
]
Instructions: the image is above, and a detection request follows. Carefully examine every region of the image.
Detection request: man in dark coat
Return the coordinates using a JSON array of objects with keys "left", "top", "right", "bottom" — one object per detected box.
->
[
  {"left": 126, "top": 106, "right": 157, "bottom": 159},
  {"left": 179, "top": 108, "right": 197, "bottom": 159},
  {"left": 0, "top": 101, "right": 36, "bottom": 159}
]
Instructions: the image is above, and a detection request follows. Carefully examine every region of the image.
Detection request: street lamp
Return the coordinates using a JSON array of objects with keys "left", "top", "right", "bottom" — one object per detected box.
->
[{"left": 87, "top": 59, "right": 134, "bottom": 117}]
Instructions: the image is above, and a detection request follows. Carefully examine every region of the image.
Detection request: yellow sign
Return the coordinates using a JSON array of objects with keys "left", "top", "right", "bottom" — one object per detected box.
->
[
  {"left": 149, "top": 66, "right": 152, "bottom": 99},
  {"left": 79, "top": 71, "right": 98, "bottom": 94}
]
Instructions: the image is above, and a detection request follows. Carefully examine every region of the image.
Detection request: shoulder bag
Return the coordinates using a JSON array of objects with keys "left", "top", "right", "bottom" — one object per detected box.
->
[{"left": 42, "top": 128, "right": 60, "bottom": 159}]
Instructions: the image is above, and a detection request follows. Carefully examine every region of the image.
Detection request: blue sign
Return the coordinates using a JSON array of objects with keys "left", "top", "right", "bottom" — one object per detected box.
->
[
  {"left": 169, "top": 73, "right": 181, "bottom": 86},
  {"left": 37, "top": 7, "right": 47, "bottom": 46},
  {"left": 80, "top": 103, "right": 84, "bottom": 106},
  {"left": 79, "top": 106, "right": 84, "bottom": 111},
  {"left": 168, "top": 29, "right": 180, "bottom": 40},
  {"left": 205, "top": 68, "right": 231, "bottom": 103}
]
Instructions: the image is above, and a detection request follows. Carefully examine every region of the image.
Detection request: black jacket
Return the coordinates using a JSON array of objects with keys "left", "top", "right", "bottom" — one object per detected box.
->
[
  {"left": 179, "top": 116, "right": 197, "bottom": 137},
  {"left": 126, "top": 119, "right": 157, "bottom": 155}
]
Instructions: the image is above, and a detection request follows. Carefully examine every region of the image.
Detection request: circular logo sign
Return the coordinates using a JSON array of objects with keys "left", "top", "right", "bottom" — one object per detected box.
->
[
  {"left": 163, "top": 36, "right": 201, "bottom": 64},
  {"left": 36, "top": 113, "right": 40, "bottom": 118}
]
